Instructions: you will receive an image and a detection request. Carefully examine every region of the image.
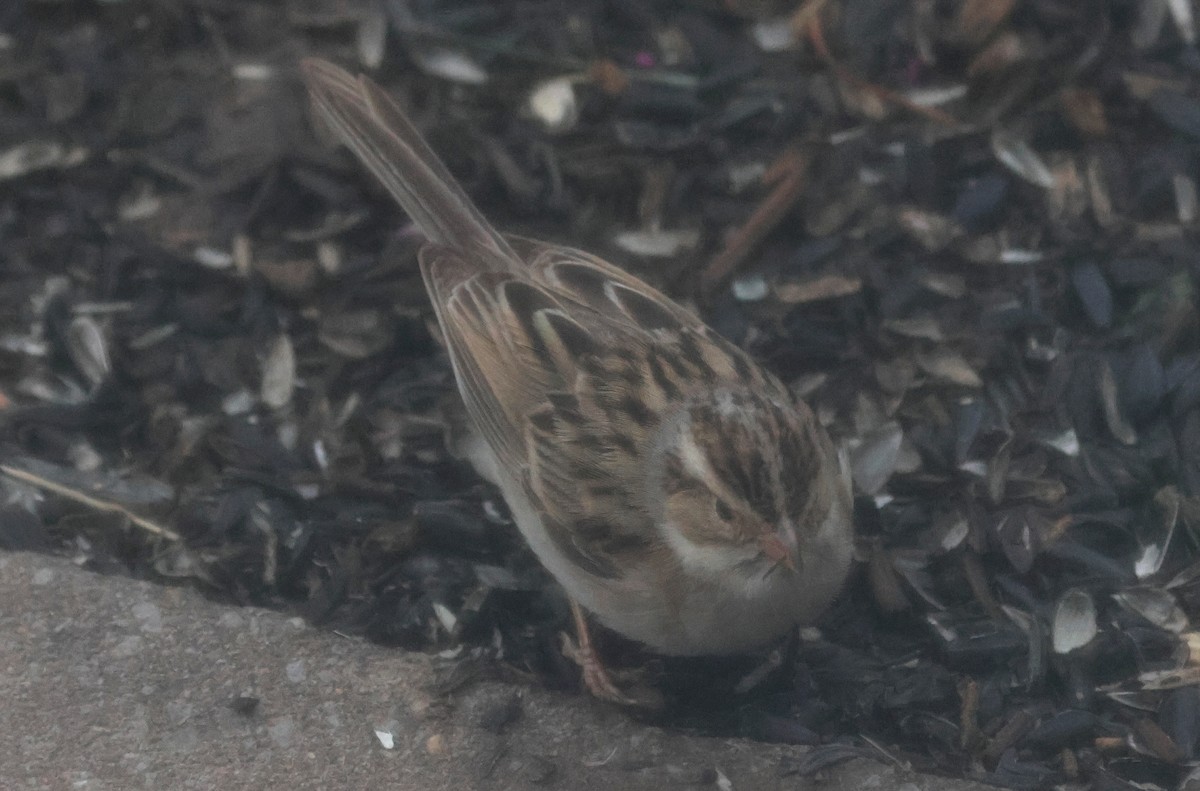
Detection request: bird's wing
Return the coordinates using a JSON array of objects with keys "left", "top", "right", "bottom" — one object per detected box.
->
[{"left": 420, "top": 243, "right": 774, "bottom": 578}]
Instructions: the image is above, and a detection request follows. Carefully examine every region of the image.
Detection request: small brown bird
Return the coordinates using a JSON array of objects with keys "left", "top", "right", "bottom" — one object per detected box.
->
[{"left": 301, "top": 59, "right": 854, "bottom": 702}]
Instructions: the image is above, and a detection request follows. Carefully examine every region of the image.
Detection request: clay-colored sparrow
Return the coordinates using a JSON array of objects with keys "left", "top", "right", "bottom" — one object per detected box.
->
[{"left": 301, "top": 59, "right": 854, "bottom": 701}]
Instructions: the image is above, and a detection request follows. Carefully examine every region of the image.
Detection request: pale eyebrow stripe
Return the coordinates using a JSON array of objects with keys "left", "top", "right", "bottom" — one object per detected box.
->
[{"left": 673, "top": 419, "right": 740, "bottom": 506}]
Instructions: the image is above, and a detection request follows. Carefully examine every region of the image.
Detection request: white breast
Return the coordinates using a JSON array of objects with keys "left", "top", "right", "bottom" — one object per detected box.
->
[{"left": 466, "top": 440, "right": 851, "bottom": 656}]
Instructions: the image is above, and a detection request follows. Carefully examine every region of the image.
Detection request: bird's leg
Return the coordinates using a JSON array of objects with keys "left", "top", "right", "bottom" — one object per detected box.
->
[{"left": 560, "top": 600, "right": 638, "bottom": 705}]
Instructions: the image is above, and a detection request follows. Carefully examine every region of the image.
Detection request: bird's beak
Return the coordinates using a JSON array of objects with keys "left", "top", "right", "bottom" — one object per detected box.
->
[{"left": 758, "top": 533, "right": 796, "bottom": 572}]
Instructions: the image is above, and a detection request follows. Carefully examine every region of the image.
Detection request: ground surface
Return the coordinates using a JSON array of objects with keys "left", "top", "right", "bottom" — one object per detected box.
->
[
  {"left": 0, "top": 551, "right": 994, "bottom": 791},
  {"left": 4, "top": 2, "right": 1200, "bottom": 789}
]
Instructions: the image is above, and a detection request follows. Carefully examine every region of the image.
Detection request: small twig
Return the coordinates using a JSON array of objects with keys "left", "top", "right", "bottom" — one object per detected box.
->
[
  {"left": 107, "top": 149, "right": 207, "bottom": 191},
  {"left": 1, "top": 464, "right": 182, "bottom": 542},
  {"left": 983, "top": 709, "right": 1035, "bottom": 764},
  {"left": 789, "top": 0, "right": 832, "bottom": 36},
  {"left": 700, "top": 146, "right": 811, "bottom": 296},
  {"left": 958, "top": 677, "right": 984, "bottom": 752},
  {"left": 860, "top": 734, "right": 910, "bottom": 771},
  {"left": 197, "top": 10, "right": 235, "bottom": 70}
]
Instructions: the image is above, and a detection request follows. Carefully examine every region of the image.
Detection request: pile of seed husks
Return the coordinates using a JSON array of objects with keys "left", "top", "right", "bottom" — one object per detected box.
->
[{"left": 2, "top": 1, "right": 1199, "bottom": 788}]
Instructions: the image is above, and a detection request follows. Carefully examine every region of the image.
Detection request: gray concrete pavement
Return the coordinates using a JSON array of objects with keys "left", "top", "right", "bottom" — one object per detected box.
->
[{"left": 0, "top": 552, "right": 990, "bottom": 790}]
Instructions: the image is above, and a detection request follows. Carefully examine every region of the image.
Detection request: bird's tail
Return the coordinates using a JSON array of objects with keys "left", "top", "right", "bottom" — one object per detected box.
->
[{"left": 300, "top": 58, "right": 515, "bottom": 265}]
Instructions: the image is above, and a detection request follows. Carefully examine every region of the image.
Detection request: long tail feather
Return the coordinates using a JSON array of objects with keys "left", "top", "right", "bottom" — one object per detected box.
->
[{"left": 300, "top": 58, "right": 515, "bottom": 265}]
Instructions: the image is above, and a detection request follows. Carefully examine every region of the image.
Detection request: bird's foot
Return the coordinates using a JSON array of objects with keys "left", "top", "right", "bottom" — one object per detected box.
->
[{"left": 561, "top": 601, "right": 663, "bottom": 710}]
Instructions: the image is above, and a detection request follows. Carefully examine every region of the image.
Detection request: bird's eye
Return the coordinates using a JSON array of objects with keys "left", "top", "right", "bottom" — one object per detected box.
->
[{"left": 714, "top": 498, "right": 733, "bottom": 521}]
